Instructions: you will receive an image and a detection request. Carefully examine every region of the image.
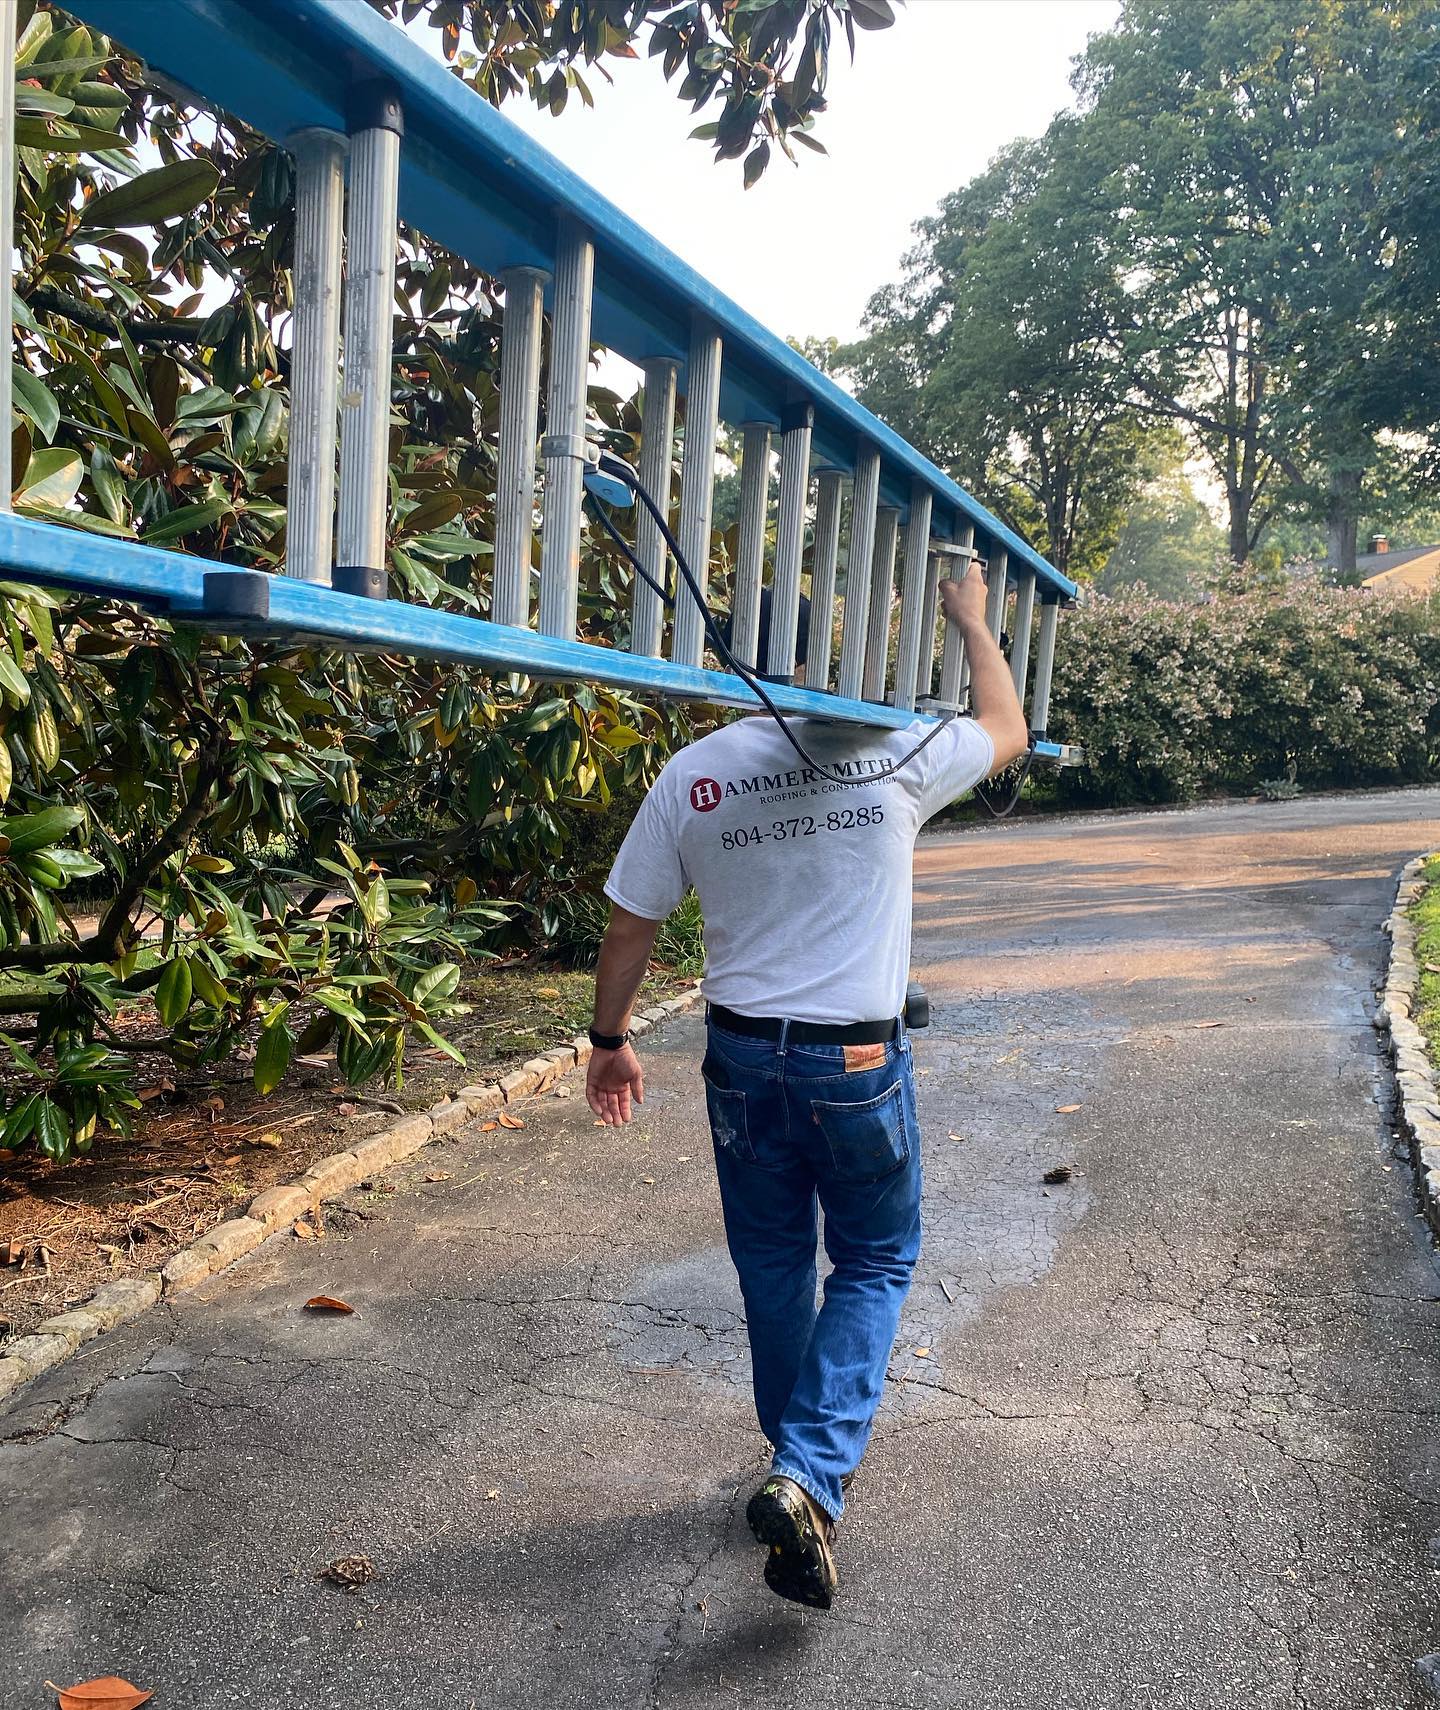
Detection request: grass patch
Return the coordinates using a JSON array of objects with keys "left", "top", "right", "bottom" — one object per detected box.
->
[{"left": 1413, "top": 853, "right": 1440, "bottom": 1072}]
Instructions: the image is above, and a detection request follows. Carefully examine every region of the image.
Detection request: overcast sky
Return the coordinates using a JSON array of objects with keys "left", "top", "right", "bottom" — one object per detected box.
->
[{"left": 500, "top": 0, "right": 1122, "bottom": 348}]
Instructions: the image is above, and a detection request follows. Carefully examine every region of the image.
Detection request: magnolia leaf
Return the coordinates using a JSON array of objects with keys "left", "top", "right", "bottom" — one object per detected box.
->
[
  {"left": 12, "top": 366, "right": 60, "bottom": 441},
  {"left": 34, "top": 1098, "right": 67, "bottom": 1160},
  {"left": 304, "top": 1294, "right": 355, "bottom": 1314},
  {"left": 396, "top": 489, "right": 463, "bottom": 538},
  {"left": 15, "top": 447, "right": 83, "bottom": 508},
  {"left": 80, "top": 159, "right": 220, "bottom": 228},
  {"left": 141, "top": 495, "right": 233, "bottom": 545},
  {"left": 413, "top": 961, "right": 460, "bottom": 1009},
  {"left": 414, "top": 1019, "right": 464, "bottom": 1064},
  {"left": 0, "top": 652, "right": 30, "bottom": 708},
  {"left": 3, "top": 805, "right": 82, "bottom": 853},
  {"left": 601, "top": 725, "right": 648, "bottom": 752},
  {"left": 186, "top": 957, "right": 233, "bottom": 1012},
  {"left": 49, "top": 1679, "right": 154, "bottom": 1710},
  {"left": 154, "top": 957, "right": 192, "bottom": 1028},
  {"left": 254, "top": 1006, "right": 294, "bottom": 1096}
]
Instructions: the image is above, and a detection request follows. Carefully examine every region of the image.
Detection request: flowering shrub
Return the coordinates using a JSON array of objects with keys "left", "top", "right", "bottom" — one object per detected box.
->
[{"left": 1047, "top": 584, "right": 1440, "bottom": 805}]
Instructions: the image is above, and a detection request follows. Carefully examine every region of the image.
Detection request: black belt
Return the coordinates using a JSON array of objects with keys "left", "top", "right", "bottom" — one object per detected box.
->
[{"left": 708, "top": 1003, "right": 899, "bottom": 1046}]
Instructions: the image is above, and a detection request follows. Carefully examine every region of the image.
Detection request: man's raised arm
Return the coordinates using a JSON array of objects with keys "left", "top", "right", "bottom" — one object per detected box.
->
[{"left": 938, "top": 563, "right": 1030, "bottom": 773}]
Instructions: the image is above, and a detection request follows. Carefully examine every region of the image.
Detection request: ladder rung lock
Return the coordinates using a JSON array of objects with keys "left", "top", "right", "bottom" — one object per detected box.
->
[{"left": 539, "top": 434, "right": 595, "bottom": 463}]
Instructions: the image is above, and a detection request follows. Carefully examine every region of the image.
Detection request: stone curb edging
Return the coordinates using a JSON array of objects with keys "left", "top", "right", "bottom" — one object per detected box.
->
[
  {"left": 1377, "top": 853, "right": 1440, "bottom": 1234},
  {"left": 0, "top": 988, "right": 703, "bottom": 1411}
]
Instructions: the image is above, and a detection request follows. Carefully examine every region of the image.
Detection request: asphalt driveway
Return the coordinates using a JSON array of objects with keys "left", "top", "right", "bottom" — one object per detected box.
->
[{"left": 3, "top": 787, "right": 1439, "bottom": 1709}]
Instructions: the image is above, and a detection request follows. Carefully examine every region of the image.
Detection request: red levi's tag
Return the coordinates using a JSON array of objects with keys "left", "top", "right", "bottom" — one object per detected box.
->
[{"left": 843, "top": 1043, "right": 887, "bottom": 1074}]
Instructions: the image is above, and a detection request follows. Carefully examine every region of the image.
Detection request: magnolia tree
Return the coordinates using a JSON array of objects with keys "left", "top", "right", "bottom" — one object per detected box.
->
[{"left": 2, "top": 0, "right": 893, "bottom": 1166}]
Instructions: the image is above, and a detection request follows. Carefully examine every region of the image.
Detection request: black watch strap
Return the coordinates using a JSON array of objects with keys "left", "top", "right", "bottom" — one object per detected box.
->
[{"left": 588, "top": 1025, "right": 631, "bottom": 1052}]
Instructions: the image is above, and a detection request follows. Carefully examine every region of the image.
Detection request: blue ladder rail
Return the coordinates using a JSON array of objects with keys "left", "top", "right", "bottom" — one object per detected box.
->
[
  {"left": 9, "top": 0, "right": 1081, "bottom": 755},
  {"left": 0, "top": 513, "right": 1077, "bottom": 761}
]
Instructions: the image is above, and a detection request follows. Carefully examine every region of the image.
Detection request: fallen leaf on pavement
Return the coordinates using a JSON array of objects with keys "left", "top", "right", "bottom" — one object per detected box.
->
[
  {"left": 913, "top": 1346, "right": 931, "bottom": 1358},
  {"left": 641, "top": 1176, "right": 655, "bottom": 1185},
  {"left": 321, "top": 1554, "right": 375, "bottom": 1592},
  {"left": 1055, "top": 1104, "right": 1082, "bottom": 1114},
  {"left": 480, "top": 1120, "right": 498, "bottom": 1132},
  {"left": 947, "top": 1131, "right": 966, "bottom": 1142},
  {"left": 497, "top": 1112, "right": 525, "bottom": 1129},
  {"left": 48, "top": 1679, "right": 153, "bottom": 1710},
  {"left": 292, "top": 1220, "right": 318, "bottom": 1240},
  {"left": 304, "top": 1295, "right": 354, "bottom": 1314},
  {"left": 424, "top": 1171, "right": 451, "bottom": 1183},
  {"left": 1043, "top": 1165, "right": 1073, "bottom": 1185}
]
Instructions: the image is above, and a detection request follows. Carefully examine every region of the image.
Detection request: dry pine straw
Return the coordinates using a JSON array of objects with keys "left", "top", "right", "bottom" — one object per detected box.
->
[{"left": 0, "top": 964, "right": 691, "bottom": 1343}]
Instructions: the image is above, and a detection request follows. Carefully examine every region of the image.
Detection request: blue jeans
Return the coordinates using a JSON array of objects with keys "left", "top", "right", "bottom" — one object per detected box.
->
[{"left": 702, "top": 1016, "right": 923, "bottom": 1521}]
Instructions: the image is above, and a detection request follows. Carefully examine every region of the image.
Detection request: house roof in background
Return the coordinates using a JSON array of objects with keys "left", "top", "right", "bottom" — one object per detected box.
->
[{"left": 1359, "top": 545, "right": 1440, "bottom": 594}]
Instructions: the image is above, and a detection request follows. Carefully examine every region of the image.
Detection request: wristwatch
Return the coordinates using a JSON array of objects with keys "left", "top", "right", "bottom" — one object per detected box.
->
[{"left": 588, "top": 1025, "right": 632, "bottom": 1052}]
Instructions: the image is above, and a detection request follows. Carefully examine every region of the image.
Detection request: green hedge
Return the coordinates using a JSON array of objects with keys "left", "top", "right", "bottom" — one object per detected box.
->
[{"left": 1046, "top": 584, "right": 1440, "bottom": 806}]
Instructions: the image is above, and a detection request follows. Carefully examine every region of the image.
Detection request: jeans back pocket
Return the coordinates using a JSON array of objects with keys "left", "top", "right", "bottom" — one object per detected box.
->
[
  {"left": 702, "top": 1064, "right": 756, "bottom": 1163},
  {"left": 809, "top": 1079, "right": 911, "bottom": 1183}
]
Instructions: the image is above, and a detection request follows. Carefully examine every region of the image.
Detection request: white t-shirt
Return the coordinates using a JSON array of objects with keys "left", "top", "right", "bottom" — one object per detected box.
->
[{"left": 604, "top": 714, "right": 995, "bottom": 1024}]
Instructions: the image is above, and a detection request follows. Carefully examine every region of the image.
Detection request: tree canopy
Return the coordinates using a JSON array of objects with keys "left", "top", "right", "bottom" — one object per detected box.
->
[{"left": 839, "top": 0, "right": 1439, "bottom": 575}]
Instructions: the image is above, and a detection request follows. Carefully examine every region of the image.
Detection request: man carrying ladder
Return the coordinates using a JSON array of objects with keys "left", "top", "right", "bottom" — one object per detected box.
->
[{"left": 585, "top": 560, "right": 1028, "bottom": 1609}]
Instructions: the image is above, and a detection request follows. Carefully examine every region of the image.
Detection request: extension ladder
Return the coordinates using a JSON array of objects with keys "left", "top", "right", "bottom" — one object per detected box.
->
[{"left": 0, "top": 0, "right": 1081, "bottom": 757}]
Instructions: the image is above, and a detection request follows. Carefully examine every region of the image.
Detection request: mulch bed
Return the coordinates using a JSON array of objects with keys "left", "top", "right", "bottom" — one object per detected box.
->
[{"left": 0, "top": 962, "right": 693, "bottom": 1343}]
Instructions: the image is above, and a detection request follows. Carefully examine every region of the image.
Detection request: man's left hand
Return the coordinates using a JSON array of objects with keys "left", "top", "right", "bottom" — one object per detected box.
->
[{"left": 586, "top": 1042, "right": 645, "bottom": 1125}]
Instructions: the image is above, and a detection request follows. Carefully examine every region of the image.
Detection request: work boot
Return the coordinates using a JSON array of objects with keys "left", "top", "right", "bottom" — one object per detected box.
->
[{"left": 746, "top": 1475, "right": 838, "bottom": 1610}]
